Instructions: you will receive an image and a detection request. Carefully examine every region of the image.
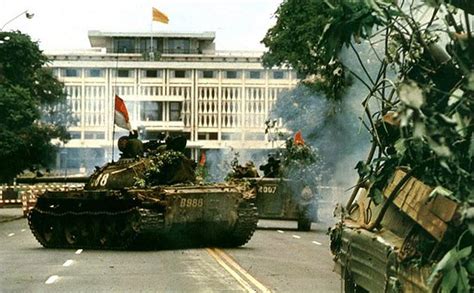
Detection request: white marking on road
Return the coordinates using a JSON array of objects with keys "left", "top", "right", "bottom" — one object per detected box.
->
[
  {"left": 45, "top": 275, "right": 59, "bottom": 284},
  {"left": 63, "top": 260, "right": 74, "bottom": 267},
  {"left": 21, "top": 229, "right": 26, "bottom": 232},
  {"left": 75, "top": 249, "right": 83, "bottom": 255},
  {"left": 312, "top": 241, "right": 322, "bottom": 245},
  {"left": 277, "top": 230, "right": 284, "bottom": 234},
  {"left": 8, "top": 233, "right": 14, "bottom": 237},
  {"left": 292, "top": 235, "right": 301, "bottom": 239}
]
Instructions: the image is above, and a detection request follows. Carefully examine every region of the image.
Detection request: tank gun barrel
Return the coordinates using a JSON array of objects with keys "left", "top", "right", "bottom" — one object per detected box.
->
[{"left": 16, "top": 176, "right": 89, "bottom": 184}]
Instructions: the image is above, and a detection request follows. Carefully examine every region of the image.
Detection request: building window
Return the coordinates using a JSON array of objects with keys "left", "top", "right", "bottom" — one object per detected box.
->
[
  {"left": 221, "top": 133, "right": 238, "bottom": 140},
  {"left": 244, "top": 133, "right": 265, "bottom": 140},
  {"left": 225, "top": 71, "right": 238, "bottom": 79},
  {"left": 68, "top": 131, "right": 81, "bottom": 139},
  {"left": 174, "top": 70, "right": 186, "bottom": 78},
  {"left": 169, "top": 102, "right": 182, "bottom": 121},
  {"left": 167, "top": 39, "right": 190, "bottom": 54},
  {"left": 202, "top": 70, "right": 214, "bottom": 78},
  {"left": 87, "top": 69, "right": 103, "bottom": 78},
  {"left": 84, "top": 132, "right": 105, "bottom": 139},
  {"left": 60, "top": 148, "right": 104, "bottom": 170},
  {"left": 272, "top": 71, "right": 285, "bottom": 79},
  {"left": 114, "top": 38, "right": 135, "bottom": 53},
  {"left": 145, "top": 69, "right": 160, "bottom": 78},
  {"left": 139, "top": 38, "right": 161, "bottom": 53},
  {"left": 64, "top": 68, "right": 79, "bottom": 77},
  {"left": 248, "top": 71, "right": 261, "bottom": 79},
  {"left": 140, "top": 101, "right": 163, "bottom": 121},
  {"left": 117, "top": 69, "right": 131, "bottom": 78}
]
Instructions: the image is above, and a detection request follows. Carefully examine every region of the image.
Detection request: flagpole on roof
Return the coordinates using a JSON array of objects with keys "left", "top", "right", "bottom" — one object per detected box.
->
[{"left": 150, "top": 17, "right": 153, "bottom": 59}]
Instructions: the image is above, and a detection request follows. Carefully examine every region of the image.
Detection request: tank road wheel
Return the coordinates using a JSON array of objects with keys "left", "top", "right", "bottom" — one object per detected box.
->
[
  {"left": 64, "top": 217, "right": 82, "bottom": 246},
  {"left": 222, "top": 201, "right": 258, "bottom": 247},
  {"left": 75, "top": 216, "right": 108, "bottom": 249},
  {"left": 89, "top": 217, "right": 105, "bottom": 248},
  {"left": 98, "top": 216, "right": 118, "bottom": 248},
  {"left": 73, "top": 217, "right": 96, "bottom": 248},
  {"left": 115, "top": 211, "right": 140, "bottom": 249},
  {"left": 29, "top": 210, "right": 64, "bottom": 248},
  {"left": 41, "top": 218, "right": 63, "bottom": 247}
]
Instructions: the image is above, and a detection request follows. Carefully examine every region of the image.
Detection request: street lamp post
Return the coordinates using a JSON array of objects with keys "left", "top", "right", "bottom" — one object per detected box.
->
[{"left": 1, "top": 10, "right": 34, "bottom": 31}]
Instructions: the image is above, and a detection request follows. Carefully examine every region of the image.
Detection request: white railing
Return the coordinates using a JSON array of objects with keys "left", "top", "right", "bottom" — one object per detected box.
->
[{"left": 214, "top": 50, "right": 263, "bottom": 58}]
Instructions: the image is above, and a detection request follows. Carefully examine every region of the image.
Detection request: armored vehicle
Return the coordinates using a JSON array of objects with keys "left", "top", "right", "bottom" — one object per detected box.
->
[
  {"left": 252, "top": 178, "right": 316, "bottom": 231},
  {"left": 227, "top": 159, "right": 317, "bottom": 231},
  {"left": 24, "top": 136, "right": 258, "bottom": 249}
]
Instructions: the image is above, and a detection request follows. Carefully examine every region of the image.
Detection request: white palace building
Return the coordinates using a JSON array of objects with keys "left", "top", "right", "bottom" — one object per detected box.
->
[{"left": 47, "top": 30, "right": 298, "bottom": 172}]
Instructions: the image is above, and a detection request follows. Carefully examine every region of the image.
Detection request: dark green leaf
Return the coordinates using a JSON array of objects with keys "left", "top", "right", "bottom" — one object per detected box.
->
[
  {"left": 456, "top": 266, "right": 470, "bottom": 293},
  {"left": 440, "top": 269, "right": 458, "bottom": 293}
]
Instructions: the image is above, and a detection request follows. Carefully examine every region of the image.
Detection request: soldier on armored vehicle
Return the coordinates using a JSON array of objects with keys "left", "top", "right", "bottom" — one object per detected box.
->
[
  {"left": 227, "top": 161, "right": 260, "bottom": 180},
  {"left": 117, "top": 130, "right": 144, "bottom": 159},
  {"left": 259, "top": 154, "right": 281, "bottom": 178}
]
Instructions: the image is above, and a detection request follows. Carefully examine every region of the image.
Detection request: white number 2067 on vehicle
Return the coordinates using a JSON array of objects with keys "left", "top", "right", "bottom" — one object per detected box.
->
[{"left": 258, "top": 185, "right": 277, "bottom": 194}]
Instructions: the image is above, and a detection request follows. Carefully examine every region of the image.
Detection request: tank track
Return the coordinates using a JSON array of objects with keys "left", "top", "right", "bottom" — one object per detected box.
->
[
  {"left": 28, "top": 199, "right": 257, "bottom": 249},
  {"left": 27, "top": 207, "right": 159, "bottom": 250},
  {"left": 221, "top": 200, "right": 258, "bottom": 247}
]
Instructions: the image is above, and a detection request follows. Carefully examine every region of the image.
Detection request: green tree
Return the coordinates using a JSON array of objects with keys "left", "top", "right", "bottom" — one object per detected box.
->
[
  {"left": 261, "top": 0, "right": 378, "bottom": 100},
  {"left": 264, "top": 0, "right": 473, "bottom": 290},
  {"left": 264, "top": 0, "right": 473, "bottom": 202},
  {"left": 0, "top": 31, "right": 70, "bottom": 183}
]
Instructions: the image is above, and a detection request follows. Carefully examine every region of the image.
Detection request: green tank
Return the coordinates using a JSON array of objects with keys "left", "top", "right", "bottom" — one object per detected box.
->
[{"left": 24, "top": 137, "right": 258, "bottom": 249}]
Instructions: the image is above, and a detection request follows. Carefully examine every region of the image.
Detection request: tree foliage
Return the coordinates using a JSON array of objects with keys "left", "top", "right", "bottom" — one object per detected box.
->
[
  {"left": 0, "top": 31, "right": 70, "bottom": 182},
  {"left": 264, "top": 0, "right": 473, "bottom": 290},
  {"left": 262, "top": 0, "right": 388, "bottom": 100}
]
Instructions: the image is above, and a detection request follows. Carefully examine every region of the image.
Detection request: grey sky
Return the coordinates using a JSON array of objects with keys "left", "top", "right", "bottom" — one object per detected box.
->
[{"left": 0, "top": 0, "right": 281, "bottom": 51}]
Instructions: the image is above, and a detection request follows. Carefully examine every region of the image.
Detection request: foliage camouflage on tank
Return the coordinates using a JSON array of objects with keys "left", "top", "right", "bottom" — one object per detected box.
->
[{"left": 26, "top": 135, "right": 258, "bottom": 249}]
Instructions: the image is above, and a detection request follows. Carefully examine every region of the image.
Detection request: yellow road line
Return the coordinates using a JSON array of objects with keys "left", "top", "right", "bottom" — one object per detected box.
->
[
  {"left": 206, "top": 248, "right": 255, "bottom": 292},
  {"left": 207, "top": 248, "right": 272, "bottom": 293}
]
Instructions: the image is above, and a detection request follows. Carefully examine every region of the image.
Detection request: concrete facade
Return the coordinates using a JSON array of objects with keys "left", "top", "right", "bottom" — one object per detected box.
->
[{"left": 47, "top": 30, "right": 298, "bottom": 173}]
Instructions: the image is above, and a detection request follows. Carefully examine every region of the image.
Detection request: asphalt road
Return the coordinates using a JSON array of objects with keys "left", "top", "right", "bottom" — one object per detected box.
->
[{"left": 0, "top": 211, "right": 340, "bottom": 292}]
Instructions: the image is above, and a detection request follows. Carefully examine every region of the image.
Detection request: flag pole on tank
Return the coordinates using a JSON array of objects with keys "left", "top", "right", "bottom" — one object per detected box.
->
[{"left": 112, "top": 94, "right": 132, "bottom": 162}]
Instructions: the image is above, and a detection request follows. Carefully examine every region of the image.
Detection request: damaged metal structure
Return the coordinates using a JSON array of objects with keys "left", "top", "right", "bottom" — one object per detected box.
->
[{"left": 330, "top": 169, "right": 464, "bottom": 292}]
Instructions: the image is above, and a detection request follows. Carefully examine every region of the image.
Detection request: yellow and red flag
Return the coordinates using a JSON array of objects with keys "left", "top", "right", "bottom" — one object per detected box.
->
[{"left": 152, "top": 7, "right": 169, "bottom": 24}]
